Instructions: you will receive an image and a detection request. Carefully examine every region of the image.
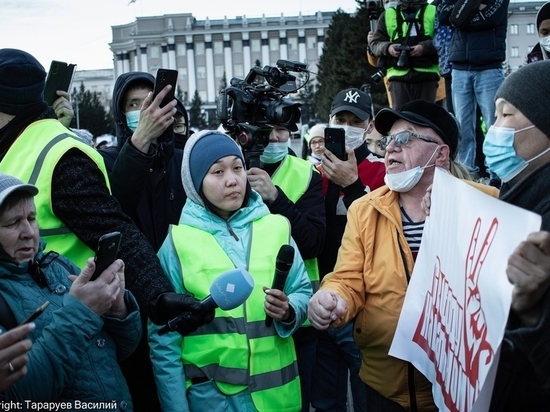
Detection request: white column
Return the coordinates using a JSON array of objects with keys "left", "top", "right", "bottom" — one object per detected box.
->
[
  {"left": 116, "top": 53, "right": 124, "bottom": 77},
  {"left": 186, "top": 35, "right": 197, "bottom": 95},
  {"left": 242, "top": 32, "right": 251, "bottom": 72},
  {"left": 279, "top": 30, "right": 288, "bottom": 61},
  {"left": 317, "top": 29, "right": 325, "bottom": 59},
  {"left": 161, "top": 44, "right": 169, "bottom": 68},
  {"left": 261, "top": 31, "right": 269, "bottom": 67},
  {"left": 205, "top": 34, "right": 215, "bottom": 103},
  {"left": 223, "top": 33, "right": 233, "bottom": 80},
  {"left": 298, "top": 29, "right": 306, "bottom": 63},
  {"left": 140, "top": 45, "right": 148, "bottom": 72},
  {"left": 168, "top": 37, "right": 176, "bottom": 70},
  {"left": 133, "top": 50, "right": 138, "bottom": 72},
  {"left": 122, "top": 52, "right": 130, "bottom": 73}
]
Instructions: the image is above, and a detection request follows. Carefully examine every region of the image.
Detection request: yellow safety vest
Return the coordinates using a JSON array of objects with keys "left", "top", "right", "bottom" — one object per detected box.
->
[
  {"left": 271, "top": 156, "right": 320, "bottom": 292},
  {"left": 171, "top": 214, "right": 301, "bottom": 412},
  {"left": 0, "top": 119, "right": 111, "bottom": 268}
]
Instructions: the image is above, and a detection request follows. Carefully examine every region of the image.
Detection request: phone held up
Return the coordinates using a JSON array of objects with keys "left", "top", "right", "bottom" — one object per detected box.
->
[
  {"left": 43, "top": 60, "right": 76, "bottom": 106},
  {"left": 153, "top": 68, "right": 178, "bottom": 108},
  {"left": 90, "top": 232, "right": 122, "bottom": 281},
  {"left": 19, "top": 300, "right": 50, "bottom": 326},
  {"left": 324, "top": 127, "right": 348, "bottom": 161}
]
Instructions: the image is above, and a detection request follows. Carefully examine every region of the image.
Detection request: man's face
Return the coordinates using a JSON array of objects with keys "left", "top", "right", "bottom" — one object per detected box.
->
[
  {"left": 173, "top": 112, "right": 187, "bottom": 136},
  {"left": 539, "top": 19, "right": 550, "bottom": 37},
  {"left": 123, "top": 85, "right": 152, "bottom": 113},
  {"left": 330, "top": 111, "right": 370, "bottom": 129},
  {"left": 384, "top": 119, "right": 443, "bottom": 175},
  {"left": 268, "top": 125, "right": 290, "bottom": 143}
]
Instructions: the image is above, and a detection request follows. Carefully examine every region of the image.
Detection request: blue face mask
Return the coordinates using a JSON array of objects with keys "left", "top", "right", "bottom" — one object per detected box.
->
[
  {"left": 125, "top": 110, "right": 140, "bottom": 133},
  {"left": 260, "top": 142, "right": 288, "bottom": 164},
  {"left": 483, "top": 124, "right": 550, "bottom": 182}
]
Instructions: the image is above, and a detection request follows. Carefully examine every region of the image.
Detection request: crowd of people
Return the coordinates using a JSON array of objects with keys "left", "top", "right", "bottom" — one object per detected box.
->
[{"left": 0, "top": 0, "right": 548, "bottom": 411}]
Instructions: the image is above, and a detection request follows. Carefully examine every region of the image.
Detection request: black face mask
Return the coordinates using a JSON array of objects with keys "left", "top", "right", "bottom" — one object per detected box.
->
[{"left": 399, "top": 0, "right": 423, "bottom": 11}]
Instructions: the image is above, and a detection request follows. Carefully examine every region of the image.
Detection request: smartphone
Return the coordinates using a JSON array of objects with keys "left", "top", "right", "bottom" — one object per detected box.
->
[
  {"left": 152, "top": 68, "right": 178, "bottom": 108},
  {"left": 90, "top": 232, "right": 122, "bottom": 281},
  {"left": 324, "top": 127, "right": 348, "bottom": 161},
  {"left": 19, "top": 300, "right": 50, "bottom": 325},
  {"left": 43, "top": 60, "right": 76, "bottom": 106}
]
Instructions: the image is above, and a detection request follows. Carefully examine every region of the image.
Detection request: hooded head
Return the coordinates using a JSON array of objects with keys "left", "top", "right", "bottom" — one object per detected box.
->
[
  {"left": 173, "top": 98, "right": 190, "bottom": 150},
  {"left": 182, "top": 130, "right": 250, "bottom": 217},
  {"left": 0, "top": 48, "right": 46, "bottom": 116}
]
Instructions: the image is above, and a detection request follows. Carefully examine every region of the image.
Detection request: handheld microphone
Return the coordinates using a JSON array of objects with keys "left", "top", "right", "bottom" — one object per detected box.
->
[
  {"left": 158, "top": 268, "right": 254, "bottom": 335},
  {"left": 265, "top": 245, "right": 295, "bottom": 327}
]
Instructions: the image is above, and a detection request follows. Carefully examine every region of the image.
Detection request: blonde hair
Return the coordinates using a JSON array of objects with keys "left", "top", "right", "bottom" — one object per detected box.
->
[{"left": 449, "top": 160, "right": 473, "bottom": 181}]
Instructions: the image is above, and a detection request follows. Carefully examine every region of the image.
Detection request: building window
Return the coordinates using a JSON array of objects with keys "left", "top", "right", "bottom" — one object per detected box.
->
[
  {"left": 287, "top": 37, "right": 298, "bottom": 50},
  {"left": 215, "top": 65, "right": 225, "bottom": 78},
  {"left": 511, "top": 46, "right": 519, "bottom": 57},
  {"left": 195, "top": 42, "right": 205, "bottom": 55},
  {"left": 179, "top": 67, "right": 187, "bottom": 79},
  {"left": 196, "top": 66, "right": 206, "bottom": 79},
  {"left": 269, "top": 38, "right": 279, "bottom": 51},
  {"left": 251, "top": 39, "right": 261, "bottom": 52},
  {"left": 527, "top": 23, "right": 535, "bottom": 34},
  {"left": 214, "top": 41, "right": 223, "bottom": 54},
  {"left": 234, "top": 63, "right": 244, "bottom": 77},
  {"left": 510, "top": 24, "right": 518, "bottom": 35},
  {"left": 150, "top": 45, "right": 160, "bottom": 58},
  {"left": 232, "top": 39, "right": 243, "bottom": 53},
  {"left": 177, "top": 44, "right": 186, "bottom": 56},
  {"left": 307, "top": 36, "right": 316, "bottom": 49}
]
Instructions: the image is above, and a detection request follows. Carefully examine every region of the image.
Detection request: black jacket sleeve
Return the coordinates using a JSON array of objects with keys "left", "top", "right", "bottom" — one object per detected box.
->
[
  {"left": 51, "top": 150, "right": 174, "bottom": 317},
  {"left": 267, "top": 171, "right": 326, "bottom": 260}
]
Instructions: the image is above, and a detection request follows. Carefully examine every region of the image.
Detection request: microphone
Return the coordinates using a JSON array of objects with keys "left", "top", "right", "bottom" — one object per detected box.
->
[
  {"left": 265, "top": 245, "right": 295, "bottom": 327},
  {"left": 158, "top": 268, "right": 254, "bottom": 335}
]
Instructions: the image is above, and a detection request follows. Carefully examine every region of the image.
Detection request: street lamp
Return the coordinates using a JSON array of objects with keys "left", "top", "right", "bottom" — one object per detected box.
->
[{"left": 71, "top": 87, "right": 80, "bottom": 129}]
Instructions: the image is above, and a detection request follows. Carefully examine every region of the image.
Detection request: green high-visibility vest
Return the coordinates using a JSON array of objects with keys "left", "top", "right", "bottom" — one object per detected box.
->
[
  {"left": 171, "top": 214, "right": 301, "bottom": 412},
  {"left": 271, "top": 156, "right": 320, "bottom": 292},
  {"left": 0, "top": 119, "right": 111, "bottom": 268}
]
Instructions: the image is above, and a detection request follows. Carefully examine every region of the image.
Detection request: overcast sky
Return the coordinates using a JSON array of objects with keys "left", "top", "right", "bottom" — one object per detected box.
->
[{"left": 0, "top": 0, "right": 358, "bottom": 71}]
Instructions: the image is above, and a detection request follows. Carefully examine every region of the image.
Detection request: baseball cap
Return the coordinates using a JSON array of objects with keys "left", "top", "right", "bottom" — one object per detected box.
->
[{"left": 330, "top": 88, "right": 373, "bottom": 121}]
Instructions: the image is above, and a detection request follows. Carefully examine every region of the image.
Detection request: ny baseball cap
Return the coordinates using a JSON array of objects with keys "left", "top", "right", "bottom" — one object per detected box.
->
[{"left": 330, "top": 88, "right": 373, "bottom": 121}]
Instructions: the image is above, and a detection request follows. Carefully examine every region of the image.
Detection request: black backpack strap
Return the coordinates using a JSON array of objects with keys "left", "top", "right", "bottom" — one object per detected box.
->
[{"left": 0, "top": 293, "right": 17, "bottom": 331}]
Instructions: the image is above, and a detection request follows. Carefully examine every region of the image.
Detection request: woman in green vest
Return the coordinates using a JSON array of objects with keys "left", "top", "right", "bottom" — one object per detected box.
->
[{"left": 149, "top": 130, "right": 312, "bottom": 412}]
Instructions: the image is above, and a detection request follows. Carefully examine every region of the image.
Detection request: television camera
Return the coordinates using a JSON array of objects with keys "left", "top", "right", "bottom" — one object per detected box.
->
[{"left": 217, "top": 59, "right": 309, "bottom": 168}]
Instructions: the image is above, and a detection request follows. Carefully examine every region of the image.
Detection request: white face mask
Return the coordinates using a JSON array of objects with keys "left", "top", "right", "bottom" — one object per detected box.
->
[
  {"left": 384, "top": 147, "right": 439, "bottom": 192},
  {"left": 540, "top": 35, "right": 550, "bottom": 52},
  {"left": 330, "top": 124, "right": 367, "bottom": 150},
  {"left": 385, "top": 1, "right": 398, "bottom": 9}
]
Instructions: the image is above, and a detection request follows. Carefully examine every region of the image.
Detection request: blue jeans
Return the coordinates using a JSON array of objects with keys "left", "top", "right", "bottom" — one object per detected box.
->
[
  {"left": 451, "top": 68, "right": 504, "bottom": 172},
  {"left": 311, "top": 322, "right": 367, "bottom": 412}
]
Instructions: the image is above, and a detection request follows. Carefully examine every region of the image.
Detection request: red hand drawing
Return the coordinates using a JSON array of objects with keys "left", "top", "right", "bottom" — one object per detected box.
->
[{"left": 463, "top": 217, "right": 498, "bottom": 395}]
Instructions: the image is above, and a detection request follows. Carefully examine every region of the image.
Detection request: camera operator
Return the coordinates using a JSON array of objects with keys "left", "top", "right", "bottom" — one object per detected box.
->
[
  {"left": 247, "top": 123, "right": 325, "bottom": 412},
  {"left": 370, "top": 0, "right": 440, "bottom": 109}
]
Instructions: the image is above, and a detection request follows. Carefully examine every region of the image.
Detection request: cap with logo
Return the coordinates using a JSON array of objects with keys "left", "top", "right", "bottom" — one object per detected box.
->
[{"left": 330, "top": 88, "right": 373, "bottom": 122}]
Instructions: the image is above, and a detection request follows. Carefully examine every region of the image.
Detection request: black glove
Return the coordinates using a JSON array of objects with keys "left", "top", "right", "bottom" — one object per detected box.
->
[{"left": 149, "top": 292, "right": 215, "bottom": 332}]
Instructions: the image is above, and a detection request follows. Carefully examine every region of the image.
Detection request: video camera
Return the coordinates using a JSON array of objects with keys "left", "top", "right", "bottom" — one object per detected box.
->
[{"left": 217, "top": 59, "right": 308, "bottom": 168}]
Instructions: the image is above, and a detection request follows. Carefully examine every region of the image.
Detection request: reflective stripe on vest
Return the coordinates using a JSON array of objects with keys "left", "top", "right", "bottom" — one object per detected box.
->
[
  {"left": 384, "top": 5, "right": 439, "bottom": 78},
  {"left": 0, "top": 119, "right": 111, "bottom": 268},
  {"left": 171, "top": 214, "right": 301, "bottom": 412},
  {"left": 271, "top": 156, "right": 320, "bottom": 292}
]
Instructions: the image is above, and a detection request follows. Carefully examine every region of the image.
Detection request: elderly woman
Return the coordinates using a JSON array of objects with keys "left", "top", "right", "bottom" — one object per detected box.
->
[{"left": 0, "top": 173, "right": 141, "bottom": 408}]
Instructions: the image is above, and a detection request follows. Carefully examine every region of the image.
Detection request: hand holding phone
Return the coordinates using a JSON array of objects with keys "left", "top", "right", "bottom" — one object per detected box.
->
[
  {"left": 153, "top": 68, "right": 178, "bottom": 108},
  {"left": 43, "top": 60, "right": 76, "bottom": 106},
  {"left": 324, "top": 127, "right": 348, "bottom": 161},
  {"left": 91, "top": 232, "right": 122, "bottom": 281}
]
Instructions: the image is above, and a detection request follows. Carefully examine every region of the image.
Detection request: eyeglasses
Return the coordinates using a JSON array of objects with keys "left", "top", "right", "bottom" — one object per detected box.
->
[
  {"left": 380, "top": 131, "right": 439, "bottom": 150},
  {"left": 310, "top": 139, "right": 324, "bottom": 146},
  {"left": 173, "top": 123, "right": 187, "bottom": 133}
]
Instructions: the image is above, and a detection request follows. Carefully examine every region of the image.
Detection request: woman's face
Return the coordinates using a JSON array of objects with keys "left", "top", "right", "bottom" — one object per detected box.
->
[
  {"left": 201, "top": 156, "right": 248, "bottom": 219},
  {"left": 0, "top": 197, "right": 39, "bottom": 264}
]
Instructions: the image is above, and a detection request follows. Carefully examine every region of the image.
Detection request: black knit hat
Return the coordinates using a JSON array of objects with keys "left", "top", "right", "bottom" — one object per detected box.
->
[
  {"left": 0, "top": 49, "right": 46, "bottom": 115},
  {"left": 495, "top": 60, "right": 550, "bottom": 139},
  {"left": 536, "top": 2, "right": 550, "bottom": 30},
  {"left": 375, "top": 100, "right": 459, "bottom": 158}
]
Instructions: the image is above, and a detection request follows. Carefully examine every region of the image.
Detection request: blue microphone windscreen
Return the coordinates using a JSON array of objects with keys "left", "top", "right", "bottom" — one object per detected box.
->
[{"left": 209, "top": 268, "right": 254, "bottom": 310}]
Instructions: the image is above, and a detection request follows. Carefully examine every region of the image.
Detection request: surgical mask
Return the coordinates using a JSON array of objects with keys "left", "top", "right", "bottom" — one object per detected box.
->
[
  {"left": 385, "top": 1, "right": 398, "bottom": 9},
  {"left": 483, "top": 124, "right": 550, "bottom": 182},
  {"left": 125, "top": 110, "right": 140, "bottom": 133},
  {"left": 330, "top": 124, "right": 367, "bottom": 150},
  {"left": 384, "top": 147, "right": 439, "bottom": 192},
  {"left": 540, "top": 35, "right": 550, "bottom": 52},
  {"left": 260, "top": 142, "right": 288, "bottom": 164}
]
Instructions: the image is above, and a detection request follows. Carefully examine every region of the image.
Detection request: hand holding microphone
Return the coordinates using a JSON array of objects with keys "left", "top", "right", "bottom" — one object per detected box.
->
[
  {"left": 158, "top": 268, "right": 254, "bottom": 335},
  {"left": 265, "top": 245, "right": 295, "bottom": 327}
]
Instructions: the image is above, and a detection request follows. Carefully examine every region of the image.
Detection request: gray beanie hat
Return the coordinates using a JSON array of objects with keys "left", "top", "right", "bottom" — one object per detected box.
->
[
  {"left": 0, "top": 173, "right": 38, "bottom": 210},
  {"left": 495, "top": 60, "right": 550, "bottom": 139}
]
